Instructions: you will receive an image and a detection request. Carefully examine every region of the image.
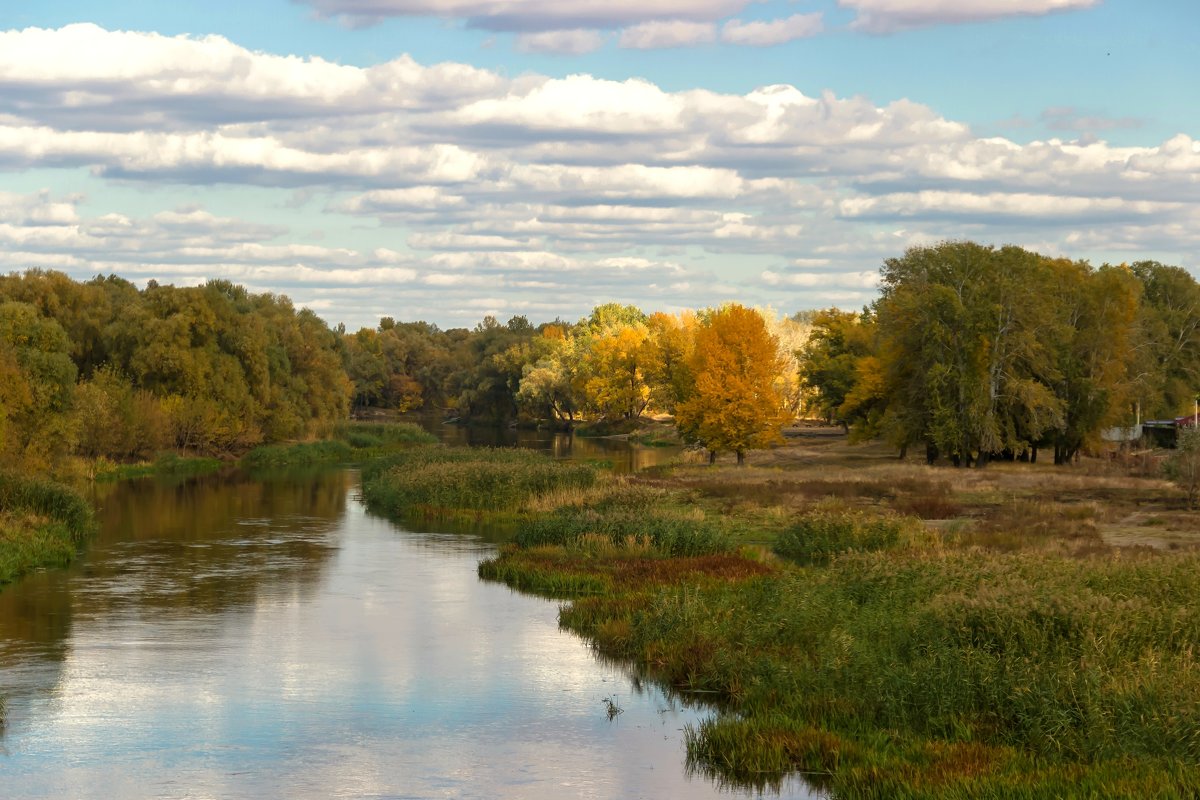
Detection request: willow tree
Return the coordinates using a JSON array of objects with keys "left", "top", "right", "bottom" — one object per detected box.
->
[
  {"left": 675, "top": 303, "right": 791, "bottom": 465},
  {"left": 873, "top": 242, "right": 1065, "bottom": 465}
]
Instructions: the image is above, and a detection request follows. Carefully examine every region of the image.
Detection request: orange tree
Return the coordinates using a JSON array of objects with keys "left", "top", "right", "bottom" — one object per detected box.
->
[{"left": 676, "top": 303, "right": 791, "bottom": 464}]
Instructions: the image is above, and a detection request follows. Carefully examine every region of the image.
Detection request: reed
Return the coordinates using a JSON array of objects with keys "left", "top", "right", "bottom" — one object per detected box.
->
[
  {"left": 0, "top": 472, "right": 96, "bottom": 586},
  {"left": 241, "top": 440, "right": 354, "bottom": 469},
  {"left": 361, "top": 446, "right": 598, "bottom": 517}
]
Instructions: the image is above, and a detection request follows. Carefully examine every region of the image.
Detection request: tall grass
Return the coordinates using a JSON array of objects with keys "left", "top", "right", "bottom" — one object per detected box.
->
[
  {"left": 481, "top": 485, "right": 1200, "bottom": 796},
  {"left": 517, "top": 485, "right": 731, "bottom": 557},
  {"left": 333, "top": 421, "right": 437, "bottom": 449},
  {"left": 241, "top": 421, "right": 437, "bottom": 469},
  {"left": 774, "top": 507, "right": 935, "bottom": 564},
  {"left": 0, "top": 472, "right": 97, "bottom": 586},
  {"left": 361, "top": 446, "right": 598, "bottom": 517},
  {"left": 241, "top": 440, "right": 354, "bottom": 470}
]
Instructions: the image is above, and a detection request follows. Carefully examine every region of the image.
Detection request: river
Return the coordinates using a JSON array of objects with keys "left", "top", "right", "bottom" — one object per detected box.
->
[{"left": 0, "top": 448, "right": 818, "bottom": 798}]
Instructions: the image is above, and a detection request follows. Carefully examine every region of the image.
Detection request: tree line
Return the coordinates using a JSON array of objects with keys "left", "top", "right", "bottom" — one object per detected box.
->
[
  {"left": 0, "top": 271, "right": 350, "bottom": 469},
  {"left": 4, "top": 242, "right": 1198, "bottom": 472},
  {"left": 0, "top": 272, "right": 801, "bottom": 468},
  {"left": 800, "top": 242, "right": 1200, "bottom": 465}
]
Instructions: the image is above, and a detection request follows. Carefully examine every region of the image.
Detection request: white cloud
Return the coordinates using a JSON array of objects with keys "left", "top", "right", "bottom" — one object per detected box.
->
[
  {"left": 841, "top": 0, "right": 1100, "bottom": 34},
  {"left": 617, "top": 20, "right": 716, "bottom": 49},
  {"left": 720, "top": 13, "right": 823, "bottom": 46},
  {"left": 0, "top": 24, "right": 1195, "bottom": 327},
  {"left": 515, "top": 29, "right": 606, "bottom": 55},
  {"left": 298, "top": 0, "right": 750, "bottom": 31}
]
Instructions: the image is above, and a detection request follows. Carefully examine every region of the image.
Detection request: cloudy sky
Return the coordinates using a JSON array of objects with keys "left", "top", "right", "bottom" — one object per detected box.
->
[{"left": 1, "top": 1, "right": 1196, "bottom": 330}]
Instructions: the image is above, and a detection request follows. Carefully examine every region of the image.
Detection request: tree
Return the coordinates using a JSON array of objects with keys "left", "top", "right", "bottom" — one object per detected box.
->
[
  {"left": 798, "top": 308, "right": 872, "bottom": 428},
  {"left": 1131, "top": 261, "right": 1200, "bottom": 418},
  {"left": 1166, "top": 426, "right": 1200, "bottom": 509},
  {"left": 675, "top": 304, "right": 791, "bottom": 465},
  {"left": 872, "top": 242, "right": 1065, "bottom": 466}
]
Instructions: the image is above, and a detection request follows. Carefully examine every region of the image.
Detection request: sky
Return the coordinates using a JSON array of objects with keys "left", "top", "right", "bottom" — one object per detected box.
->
[{"left": 0, "top": 1, "right": 1197, "bottom": 330}]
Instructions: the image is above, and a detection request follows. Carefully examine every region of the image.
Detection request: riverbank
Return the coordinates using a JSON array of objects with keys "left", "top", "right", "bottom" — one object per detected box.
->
[
  {"left": 0, "top": 473, "right": 96, "bottom": 588},
  {"left": 365, "top": 435, "right": 1199, "bottom": 797}
]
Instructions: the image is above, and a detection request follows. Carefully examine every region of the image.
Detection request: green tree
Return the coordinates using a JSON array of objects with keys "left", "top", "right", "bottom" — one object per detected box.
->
[{"left": 798, "top": 308, "right": 873, "bottom": 428}]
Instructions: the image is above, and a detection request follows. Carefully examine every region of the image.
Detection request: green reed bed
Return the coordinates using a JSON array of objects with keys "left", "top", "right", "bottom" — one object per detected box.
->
[
  {"left": 0, "top": 472, "right": 97, "bottom": 587},
  {"left": 333, "top": 421, "right": 438, "bottom": 450},
  {"left": 94, "top": 452, "right": 224, "bottom": 481},
  {"left": 361, "top": 446, "right": 598, "bottom": 518},
  {"left": 241, "top": 440, "right": 354, "bottom": 470},
  {"left": 482, "top": 505, "right": 1200, "bottom": 797},
  {"left": 241, "top": 421, "right": 437, "bottom": 470},
  {"left": 517, "top": 484, "right": 731, "bottom": 557}
]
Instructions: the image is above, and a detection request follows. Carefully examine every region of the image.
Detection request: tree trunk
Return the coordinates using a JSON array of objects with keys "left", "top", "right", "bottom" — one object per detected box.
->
[
  {"left": 736, "top": 449, "right": 745, "bottom": 466},
  {"left": 708, "top": 450, "right": 717, "bottom": 466}
]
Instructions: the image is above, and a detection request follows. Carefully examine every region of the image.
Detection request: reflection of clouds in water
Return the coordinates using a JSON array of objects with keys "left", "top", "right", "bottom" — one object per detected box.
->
[{"left": 1, "top": 470, "right": 819, "bottom": 799}]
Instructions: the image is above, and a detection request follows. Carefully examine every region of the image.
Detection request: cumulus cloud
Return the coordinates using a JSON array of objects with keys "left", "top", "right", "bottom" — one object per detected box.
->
[
  {"left": 0, "top": 24, "right": 1195, "bottom": 326},
  {"left": 841, "top": 0, "right": 1100, "bottom": 33},
  {"left": 617, "top": 20, "right": 717, "bottom": 49},
  {"left": 298, "top": 0, "right": 750, "bottom": 31},
  {"left": 720, "top": 13, "right": 823, "bottom": 46}
]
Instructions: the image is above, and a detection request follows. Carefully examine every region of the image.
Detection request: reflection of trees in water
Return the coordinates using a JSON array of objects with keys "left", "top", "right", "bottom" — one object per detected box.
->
[
  {"left": 0, "top": 468, "right": 351, "bottom": 732},
  {"left": 82, "top": 468, "right": 349, "bottom": 616}
]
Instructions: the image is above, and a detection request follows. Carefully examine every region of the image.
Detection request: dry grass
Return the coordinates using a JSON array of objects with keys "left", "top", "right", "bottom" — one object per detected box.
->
[{"left": 639, "top": 432, "right": 1191, "bottom": 555}]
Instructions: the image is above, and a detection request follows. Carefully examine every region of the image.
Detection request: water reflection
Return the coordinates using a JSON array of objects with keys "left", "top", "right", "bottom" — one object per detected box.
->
[
  {"left": 426, "top": 420, "right": 681, "bottom": 473},
  {"left": 1, "top": 468, "right": 817, "bottom": 799}
]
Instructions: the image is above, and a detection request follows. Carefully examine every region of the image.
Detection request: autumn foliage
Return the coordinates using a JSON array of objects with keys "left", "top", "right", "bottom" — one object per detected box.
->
[{"left": 676, "top": 304, "right": 791, "bottom": 464}]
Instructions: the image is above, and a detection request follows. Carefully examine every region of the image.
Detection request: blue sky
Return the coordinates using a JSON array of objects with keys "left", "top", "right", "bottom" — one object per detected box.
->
[{"left": 0, "top": 0, "right": 1196, "bottom": 328}]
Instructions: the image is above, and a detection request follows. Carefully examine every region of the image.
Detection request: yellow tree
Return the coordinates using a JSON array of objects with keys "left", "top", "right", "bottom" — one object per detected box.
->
[
  {"left": 676, "top": 304, "right": 791, "bottom": 464},
  {"left": 578, "top": 324, "right": 650, "bottom": 419}
]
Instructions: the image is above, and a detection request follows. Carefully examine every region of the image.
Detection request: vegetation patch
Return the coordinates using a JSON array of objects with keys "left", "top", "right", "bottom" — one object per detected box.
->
[
  {"left": 0, "top": 472, "right": 96, "bottom": 587},
  {"left": 93, "top": 452, "right": 224, "bottom": 481},
  {"left": 241, "top": 421, "right": 436, "bottom": 470},
  {"left": 477, "top": 445, "right": 1200, "bottom": 797},
  {"left": 361, "top": 446, "right": 598, "bottom": 518}
]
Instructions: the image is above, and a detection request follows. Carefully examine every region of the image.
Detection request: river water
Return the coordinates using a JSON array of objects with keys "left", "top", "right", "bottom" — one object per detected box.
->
[{"left": 0, "top": 453, "right": 818, "bottom": 798}]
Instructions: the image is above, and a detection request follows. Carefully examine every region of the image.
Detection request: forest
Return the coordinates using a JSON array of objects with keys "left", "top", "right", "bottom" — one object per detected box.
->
[{"left": 3, "top": 241, "right": 1200, "bottom": 478}]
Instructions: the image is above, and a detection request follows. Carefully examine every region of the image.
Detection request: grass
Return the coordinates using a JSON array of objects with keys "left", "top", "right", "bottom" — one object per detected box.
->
[
  {"left": 92, "top": 452, "right": 224, "bottom": 481},
  {"left": 361, "top": 445, "right": 598, "bottom": 520},
  {"left": 470, "top": 435, "right": 1200, "bottom": 797},
  {"left": 241, "top": 421, "right": 437, "bottom": 470},
  {"left": 0, "top": 472, "right": 97, "bottom": 587}
]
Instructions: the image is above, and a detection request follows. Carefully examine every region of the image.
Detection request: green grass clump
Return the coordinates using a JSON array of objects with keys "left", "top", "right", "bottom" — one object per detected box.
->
[
  {"left": 333, "top": 421, "right": 437, "bottom": 449},
  {"left": 774, "top": 508, "right": 931, "bottom": 564},
  {"left": 361, "top": 446, "right": 598, "bottom": 517},
  {"left": 517, "top": 485, "right": 731, "bottom": 557},
  {"left": 241, "top": 440, "right": 354, "bottom": 470},
  {"left": 0, "top": 472, "right": 97, "bottom": 587},
  {"left": 241, "top": 422, "right": 436, "bottom": 470},
  {"left": 95, "top": 452, "right": 224, "bottom": 481}
]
